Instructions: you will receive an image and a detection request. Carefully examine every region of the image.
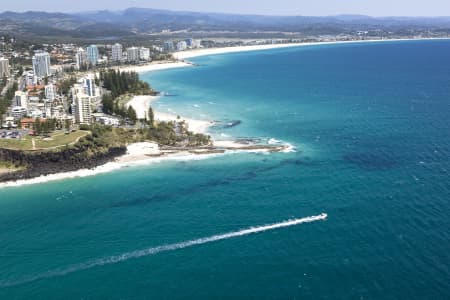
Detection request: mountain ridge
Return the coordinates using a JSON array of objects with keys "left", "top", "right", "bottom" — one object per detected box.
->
[{"left": 1, "top": 8, "right": 450, "bottom": 41}]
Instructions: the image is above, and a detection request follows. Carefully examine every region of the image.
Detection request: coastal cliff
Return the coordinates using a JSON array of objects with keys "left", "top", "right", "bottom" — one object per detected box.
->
[
  {"left": 0, "top": 120, "right": 291, "bottom": 184},
  {"left": 0, "top": 123, "right": 213, "bottom": 184},
  {"left": 0, "top": 143, "right": 127, "bottom": 183}
]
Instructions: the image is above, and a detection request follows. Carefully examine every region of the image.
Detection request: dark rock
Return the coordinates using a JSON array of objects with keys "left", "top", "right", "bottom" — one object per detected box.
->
[{"left": 0, "top": 145, "right": 127, "bottom": 183}]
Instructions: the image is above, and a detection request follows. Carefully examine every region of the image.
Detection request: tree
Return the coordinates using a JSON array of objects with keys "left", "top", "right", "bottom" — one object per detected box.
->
[
  {"left": 127, "top": 106, "right": 137, "bottom": 123},
  {"left": 148, "top": 107, "right": 155, "bottom": 126},
  {"left": 34, "top": 118, "right": 42, "bottom": 136},
  {"left": 64, "top": 119, "right": 71, "bottom": 132},
  {"left": 100, "top": 69, "right": 155, "bottom": 99},
  {"left": 49, "top": 119, "right": 57, "bottom": 132},
  {"left": 5, "top": 82, "right": 18, "bottom": 100},
  {"left": 41, "top": 121, "right": 49, "bottom": 135},
  {"left": 101, "top": 94, "right": 114, "bottom": 115},
  {"left": 60, "top": 77, "right": 77, "bottom": 96}
]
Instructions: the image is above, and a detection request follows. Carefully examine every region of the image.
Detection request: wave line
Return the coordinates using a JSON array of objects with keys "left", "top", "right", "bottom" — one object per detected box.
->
[{"left": 0, "top": 213, "right": 327, "bottom": 288}]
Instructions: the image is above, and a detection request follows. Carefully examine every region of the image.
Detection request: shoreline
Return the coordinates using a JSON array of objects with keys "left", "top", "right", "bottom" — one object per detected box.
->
[
  {"left": 112, "top": 37, "right": 450, "bottom": 75},
  {"left": 0, "top": 141, "right": 293, "bottom": 189},
  {"left": 113, "top": 60, "right": 193, "bottom": 74},
  {"left": 173, "top": 37, "right": 450, "bottom": 60},
  {"left": 3, "top": 37, "right": 444, "bottom": 188}
]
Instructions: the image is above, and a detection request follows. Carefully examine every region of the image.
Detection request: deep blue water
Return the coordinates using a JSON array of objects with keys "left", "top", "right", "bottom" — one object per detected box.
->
[{"left": 1, "top": 40, "right": 449, "bottom": 299}]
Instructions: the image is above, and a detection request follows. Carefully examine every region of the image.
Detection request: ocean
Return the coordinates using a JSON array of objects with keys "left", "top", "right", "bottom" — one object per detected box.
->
[{"left": 1, "top": 40, "right": 449, "bottom": 299}]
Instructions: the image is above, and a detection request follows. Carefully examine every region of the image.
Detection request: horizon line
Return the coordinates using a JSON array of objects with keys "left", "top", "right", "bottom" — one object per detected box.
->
[{"left": 0, "top": 7, "right": 450, "bottom": 19}]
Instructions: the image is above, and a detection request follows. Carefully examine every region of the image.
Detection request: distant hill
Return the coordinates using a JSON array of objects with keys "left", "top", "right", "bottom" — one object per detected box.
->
[
  {"left": 1, "top": 8, "right": 450, "bottom": 41},
  {"left": 0, "top": 10, "right": 133, "bottom": 40},
  {"left": 74, "top": 8, "right": 450, "bottom": 30}
]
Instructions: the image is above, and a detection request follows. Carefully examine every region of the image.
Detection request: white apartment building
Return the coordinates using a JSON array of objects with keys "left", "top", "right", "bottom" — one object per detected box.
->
[
  {"left": 75, "top": 48, "right": 88, "bottom": 70},
  {"left": 14, "top": 91, "right": 28, "bottom": 109},
  {"left": 24, "top": 71, "right": 36, "bottom": 86},
  {"left": 126, "top": 47, "right": 140, "bottom": 63},
  {"left": 139, "top": 47, "right": 151, "bottom": 61},
  {"left": 111, "top": 43, "right": 123, "bottom": 62},
  {"left": 82, "top": 74, "right": 97, "bottom": 97},
  {"left": 32, "top": 51, "right": 51, "bottom": 78},
  {"left": 192, "top": 39, "right": 202, "bottom": 48},
  {"left": 11, "top": 107, "right": 28, "bottom": 120},
  {"left": 50, "top": 105, "right": 66, "bottom": 120},
  {"left": 92, "top": 113, "right": 120, "bottom": 126},
  {"left": 152, "top": 45, "right": 164, "bottom": 53},
  {"left": 176, "top": 41, "right": 187, "bottom": 51},
  {"left": 73, "top": 94, "right": 92, "bottom": 124},
  {"left": 0, "top": 57, "right": 10, "bottom": 77},
  {"left": 45, "top": 84, "right": 56, "bottom": 101},
  {"left": 164, "top": 41, "right": 174, "bottom": 52},
  {"left": 71, "top": 83, "right": 85, "bottom": 96}
]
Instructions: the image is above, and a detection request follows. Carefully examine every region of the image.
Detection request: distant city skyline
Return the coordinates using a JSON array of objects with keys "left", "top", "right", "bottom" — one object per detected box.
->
[{"left": 1, "top": 0, "right": 450, "bottom": 17}]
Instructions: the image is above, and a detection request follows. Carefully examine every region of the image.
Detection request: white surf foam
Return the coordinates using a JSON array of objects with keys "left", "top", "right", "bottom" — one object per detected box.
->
[
  {"left": 0, "top": 138, "right": 297, "bottom": 189},
  {"left": 267, "top": 138, "right": 296, "bottom": 153},
  {"left": 282, "top": 143, "right": 297, "bottom": 153},
  {"left": 0, "top": 162, "right": 123, "bottom": 189},
  {"left": 268, "top": 138, "right": 281, "bottom": 145},
  {"left": 0, "top": 213, "right": 327, "bottom": 288},
  {"left": 0, "top": 152, "right": 222, "bottom": 189},
  {"left": 0, "top": 141, "right": 299, "bottom": 188}
]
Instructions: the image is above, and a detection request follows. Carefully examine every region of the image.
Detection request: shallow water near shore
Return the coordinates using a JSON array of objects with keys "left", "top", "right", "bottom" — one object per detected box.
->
[{"left": 1, "top": 40, "right": 450, "bottom": 299}]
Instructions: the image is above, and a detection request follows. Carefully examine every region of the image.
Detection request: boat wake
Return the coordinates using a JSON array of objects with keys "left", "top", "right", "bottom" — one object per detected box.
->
[{"left": 0, "top": 213, "right": 327, "bottom": 288}]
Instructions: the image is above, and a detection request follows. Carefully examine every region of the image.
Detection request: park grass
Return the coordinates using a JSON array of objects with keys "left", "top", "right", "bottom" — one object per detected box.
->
[
  {"left": 34, "top": 130, "right": 90, "bottom": 149},
  {"left": 0, "top": 135, "right": 33, "bottom": 150},
  {"left": 0, "top": 130, "right": 90, "bottom": 151}
]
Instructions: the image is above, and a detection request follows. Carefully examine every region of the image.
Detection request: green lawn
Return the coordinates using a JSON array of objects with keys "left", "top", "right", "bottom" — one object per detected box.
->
[
  {"left": 0, "top": 135, "right": 33, "bottom": 150},
  {"left": 0, "top": 130, "right": 90, "bottom": 151},
  {"left": 34, "top": 130, "right": 90, "bottom": 149}
]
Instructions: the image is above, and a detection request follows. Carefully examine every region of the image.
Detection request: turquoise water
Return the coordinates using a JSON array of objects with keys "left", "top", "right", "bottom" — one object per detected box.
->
[{"left": 1, "top": 40, "right": 450, "bottom": 299}]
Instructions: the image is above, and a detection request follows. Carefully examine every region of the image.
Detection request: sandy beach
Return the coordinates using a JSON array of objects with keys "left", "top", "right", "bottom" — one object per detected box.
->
[
  {"left": 7, "top": 38, "right": 439, "bottom": 188},
  {"left": 0, "top": 137, "right": 291, "bottom": 188},
  {"left": 113, "top": 43, "right": 313, "bottom": 74},
  {"left": 173, "top": 43, "right": 307, "bottom": 59},
  {"left": 115, "top": 38, "right": 450, "bottom": 75},
  {"left": 114, "top": 61, "right": 192, "bottom": 74},
  {"left": 0, "top": 143, "right": 222, "bottom": 188},
  {"left": 115, "top": 142, "right": 160, "bottom": 163},
  {"left": 126, "top": 95, "right": 213, "bottom": 134},
  {"left": 173, "top": 38, "right": 450, "bottom": 60},
  {"left": 123, "top": 42, "right": 348, "bottom": 136},
  {"left": 2, "top": 42, "right": 336, "bottom": 188}
]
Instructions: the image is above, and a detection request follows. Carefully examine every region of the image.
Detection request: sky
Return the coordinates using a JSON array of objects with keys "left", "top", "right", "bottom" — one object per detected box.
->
[{"left": 1, "top": 0, "right": 450, "bottom": 17}]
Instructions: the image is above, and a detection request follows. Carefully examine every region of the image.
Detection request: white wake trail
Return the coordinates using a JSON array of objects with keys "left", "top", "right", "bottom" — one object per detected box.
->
[{"left": 0, "top": 213, "right": 327, "bottom": 288}]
